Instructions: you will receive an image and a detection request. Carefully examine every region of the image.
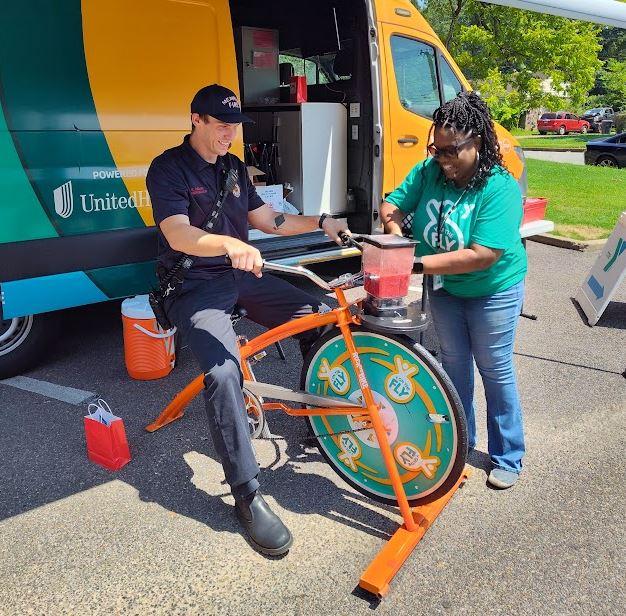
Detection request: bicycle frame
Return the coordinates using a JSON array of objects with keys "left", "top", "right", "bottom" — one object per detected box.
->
[
  {"left": 146, "top": 259, "right": 470, "bottom": 597},
  {"left": 146, "top": 280, "right": 424, "bottom": 531}
]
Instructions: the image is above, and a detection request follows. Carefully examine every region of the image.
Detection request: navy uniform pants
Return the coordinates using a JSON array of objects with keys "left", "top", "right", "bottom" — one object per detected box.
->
[{"left": 167, "top": 270, "right": 326, "bottom": 499}]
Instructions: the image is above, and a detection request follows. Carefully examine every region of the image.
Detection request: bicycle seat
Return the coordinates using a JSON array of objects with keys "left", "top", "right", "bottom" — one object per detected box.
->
[{"left": 231, "top": 305, "right": 248, "bottom": 323}]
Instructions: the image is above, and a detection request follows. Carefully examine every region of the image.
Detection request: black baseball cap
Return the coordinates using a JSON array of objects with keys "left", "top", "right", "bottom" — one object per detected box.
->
[{"left": 190, "top": 84, "right": 252, "bottom": 123}]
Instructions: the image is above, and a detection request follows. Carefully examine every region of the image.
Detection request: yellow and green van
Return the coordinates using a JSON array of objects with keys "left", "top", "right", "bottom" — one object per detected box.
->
[{"left": 0, "top": 0, "right": 528, "bottom": 376}]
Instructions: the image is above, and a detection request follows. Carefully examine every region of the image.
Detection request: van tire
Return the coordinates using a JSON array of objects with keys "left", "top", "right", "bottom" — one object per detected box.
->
[
  {"left": 0, "top": 312, "right": 60, "bottom": 379},
  {"left": 538, "top": 130, "right": 547, "bottom": 135},
  {"left": 558, "top": 126, "right": 566, "bottom": 135}
]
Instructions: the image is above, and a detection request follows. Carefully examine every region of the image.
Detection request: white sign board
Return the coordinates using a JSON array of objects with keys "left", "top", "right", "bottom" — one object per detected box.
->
[{"left": 575, "top": 211, "right": 626, "bottom": 326}]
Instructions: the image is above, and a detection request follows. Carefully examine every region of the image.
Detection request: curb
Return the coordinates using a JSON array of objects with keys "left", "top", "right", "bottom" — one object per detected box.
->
[
  {"left": 522, "top": 147, "right": 585, "bottom": 153},
  {"left": 527, "top": 234, "right": 607, "bottom": 252}
]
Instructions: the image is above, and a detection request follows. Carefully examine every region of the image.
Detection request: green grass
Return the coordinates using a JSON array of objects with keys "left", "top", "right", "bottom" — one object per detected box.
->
[
  {"left": 510, "top": 128, "right": 533, "bottom": 136},
  {"left": 518, "top": 134, "right": 604, "bottom": 150},
  {"left": 526, "top": 158, "right": 625, "bottom": 240}
]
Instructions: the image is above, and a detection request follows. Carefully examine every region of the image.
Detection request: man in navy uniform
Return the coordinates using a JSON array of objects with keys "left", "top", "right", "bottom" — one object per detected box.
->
[{"left": 147, "top": 84, "right": 350, "bottom": 555}]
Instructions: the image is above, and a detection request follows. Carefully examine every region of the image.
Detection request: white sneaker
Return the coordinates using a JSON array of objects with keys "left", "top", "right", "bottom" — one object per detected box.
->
[{"left": 487, "top": 468, "right": 519, "bottom": 489}]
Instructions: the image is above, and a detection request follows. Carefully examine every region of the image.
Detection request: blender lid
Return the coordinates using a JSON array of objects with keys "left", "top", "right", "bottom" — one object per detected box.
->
[{"left": 361, "top": 234, "right": 417, "bottom": 249}]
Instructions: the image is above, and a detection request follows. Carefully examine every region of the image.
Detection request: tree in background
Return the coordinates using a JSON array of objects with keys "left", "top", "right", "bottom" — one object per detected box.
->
[
  {"left": 419, "top": 0, "right": 469, "bottom": 48},
  {"left": 599, "top": 60, "right": 626, "bottom": 110},
  {"left": 588, "top": 27, "right": 626, "bottom": 111},
  {"left": 415, "top": 0, "right": 603, "bottom": 128}
]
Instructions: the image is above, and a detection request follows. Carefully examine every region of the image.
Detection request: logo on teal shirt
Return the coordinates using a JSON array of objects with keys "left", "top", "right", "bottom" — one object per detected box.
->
[{"left": 423, "top": 199, "right": 475, "bottom": 252}]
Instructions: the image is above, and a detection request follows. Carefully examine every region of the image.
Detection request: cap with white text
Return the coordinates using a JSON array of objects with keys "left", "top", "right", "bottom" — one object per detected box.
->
[{"left": 190, "top": 84, "right": 252, "bottom": 123}]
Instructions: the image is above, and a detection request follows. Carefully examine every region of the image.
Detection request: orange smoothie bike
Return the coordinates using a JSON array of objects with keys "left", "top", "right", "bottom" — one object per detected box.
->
[{"left": 147, "top": 234, "right": 469, "bottom": 598}]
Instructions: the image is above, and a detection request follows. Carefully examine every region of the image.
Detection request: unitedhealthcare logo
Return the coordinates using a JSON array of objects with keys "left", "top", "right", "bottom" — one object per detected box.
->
[
  {"left": 52, "top": 180, "right": 151, "bottom": 217},
  {"left": 53, "top": 181, "right": 74, "bottom": 218}
]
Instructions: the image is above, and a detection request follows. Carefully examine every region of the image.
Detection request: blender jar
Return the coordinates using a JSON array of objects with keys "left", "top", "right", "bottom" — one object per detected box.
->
[{"left": 362, "top": 235, "right": 417, "bottom": 300}]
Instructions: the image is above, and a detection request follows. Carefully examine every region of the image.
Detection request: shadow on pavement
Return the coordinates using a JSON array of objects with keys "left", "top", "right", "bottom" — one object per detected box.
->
[
  {"left": 1, "top": 263, "right": 442, "bottom": 552},
  {"left": 570, "top": 296, "right": 626, "bottom": 331},
  {"left": 514, "top": 351, "right": 624, "bottom": 376},
  {"left": 466, "top": 449, "right": 490, "bottom": 474},
  {"left": 594, "top": 301, "right": 626, "bottom": 330},
  {"left": 1, "top": 385, "right": 401, "bottom": 546}
]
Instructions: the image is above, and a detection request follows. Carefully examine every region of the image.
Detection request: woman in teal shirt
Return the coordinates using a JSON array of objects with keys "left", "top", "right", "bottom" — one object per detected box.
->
[{"left": 382, "top": 92, "right": 526, "bottom": 489}]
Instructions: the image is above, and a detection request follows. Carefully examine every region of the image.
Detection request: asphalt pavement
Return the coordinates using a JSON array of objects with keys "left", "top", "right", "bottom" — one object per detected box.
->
[{"left": 0, "top": 241, "right": 624, "bottom": 615}]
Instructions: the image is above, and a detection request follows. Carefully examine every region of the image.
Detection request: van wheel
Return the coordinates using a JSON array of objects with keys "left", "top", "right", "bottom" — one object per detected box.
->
[
  {"left": 558, "top": 126, "right": 566, "bottom": 135},
  {"left": 538, "top": 130, "right": 547, "bottom": 135},
  {"left": 581, "top": 125, "right": 588, "bottom": 134},
  {"left": 0, "top": 312, "right": 60, "bottom": 378}
]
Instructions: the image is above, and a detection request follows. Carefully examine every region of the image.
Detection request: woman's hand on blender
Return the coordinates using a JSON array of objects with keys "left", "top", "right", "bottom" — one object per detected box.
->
[{"left": 322, "top": 216, "right": 352, "bottom": 245}]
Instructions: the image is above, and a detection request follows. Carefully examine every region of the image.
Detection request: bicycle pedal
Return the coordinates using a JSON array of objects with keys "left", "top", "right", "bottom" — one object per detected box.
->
[{"left": 249, "top": 350, "right": 268, "bottom": 364}]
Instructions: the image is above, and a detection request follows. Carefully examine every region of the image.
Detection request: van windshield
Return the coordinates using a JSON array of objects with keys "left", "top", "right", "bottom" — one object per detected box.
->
[
  {"left": 279, "top": 50, "right": 350, "bottom": 85},
  {"left": 586, "top": 108, "right": 603, "bottom": 115}
]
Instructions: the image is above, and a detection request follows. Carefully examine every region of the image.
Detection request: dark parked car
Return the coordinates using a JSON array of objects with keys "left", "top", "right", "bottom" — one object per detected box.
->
[
  {"left": 537, "top": 112, "right": 590, "bottom": 135},
  {"left": 582, "top": 107, "right": 614, "bottom": 133},
  {"left": 584, "top": 132, "right": 626, "bottom": 168}
]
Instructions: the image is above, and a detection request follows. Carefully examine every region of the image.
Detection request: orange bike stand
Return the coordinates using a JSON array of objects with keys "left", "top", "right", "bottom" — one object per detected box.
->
[{"left": 359, "top": 466, "right": 472, "bottom": 598}]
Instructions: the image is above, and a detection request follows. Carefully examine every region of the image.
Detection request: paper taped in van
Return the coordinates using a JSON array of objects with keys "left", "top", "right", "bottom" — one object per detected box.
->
[{"left": 255, "top": 184, "right": 299, "bottom": 215}]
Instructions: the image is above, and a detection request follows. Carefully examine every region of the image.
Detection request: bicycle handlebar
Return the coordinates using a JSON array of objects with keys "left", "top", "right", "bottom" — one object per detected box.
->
[
  {"left": 224, "top": 255, "right": 334, "bottom": 290},
  {"left": 262, "top": 261, "right": 333, "bottom": 290},
  {"left": 225, "top": 232, "right": 364, "bottom": 291},
  {"left": 338, "top": 231, "right": 364, "bottom": 252}
]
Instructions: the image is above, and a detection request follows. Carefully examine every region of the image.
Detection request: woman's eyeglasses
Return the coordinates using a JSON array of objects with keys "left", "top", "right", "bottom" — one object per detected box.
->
[{"left": 427, "top": 135, "right": 475, "bottom": 159}]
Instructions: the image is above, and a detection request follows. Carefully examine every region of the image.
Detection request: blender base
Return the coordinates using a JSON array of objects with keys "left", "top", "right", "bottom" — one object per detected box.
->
[{"left": 359, "top": 303, "right": 430, "bottom": 335}]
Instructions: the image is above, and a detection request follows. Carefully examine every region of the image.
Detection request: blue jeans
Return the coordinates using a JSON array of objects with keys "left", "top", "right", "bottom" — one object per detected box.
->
[{"left": 429, "top": 280, "right": 526, "bottom": 474}]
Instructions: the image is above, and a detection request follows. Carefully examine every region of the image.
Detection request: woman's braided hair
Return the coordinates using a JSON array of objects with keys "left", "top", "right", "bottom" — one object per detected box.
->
[{"left": 431, "top": 91, "right": 505, "bottom": 190}]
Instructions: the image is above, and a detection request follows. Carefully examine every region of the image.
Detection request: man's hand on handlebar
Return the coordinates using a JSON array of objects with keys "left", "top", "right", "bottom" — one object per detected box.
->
[
  {"left": 322, "top": 217, "right": 352, "bottom": 245},
  {"left": 223, "top": 237, "right": 263, "bottom": 278}
]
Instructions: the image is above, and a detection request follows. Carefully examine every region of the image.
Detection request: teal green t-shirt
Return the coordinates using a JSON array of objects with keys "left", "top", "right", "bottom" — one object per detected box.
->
[{"left": 386, "top": 158, "right": 527, "bottom": 298}]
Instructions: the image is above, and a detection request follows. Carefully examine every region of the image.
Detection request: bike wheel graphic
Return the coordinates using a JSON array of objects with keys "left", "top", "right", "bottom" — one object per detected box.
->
[{"left": 301, "top": 328, "right": 467, "bottom": 506}]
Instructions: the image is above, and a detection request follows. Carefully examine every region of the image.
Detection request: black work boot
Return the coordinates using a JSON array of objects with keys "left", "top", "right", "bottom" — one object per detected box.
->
[{"left": 235, "top": 490, "right": 293, "bottom": 556}]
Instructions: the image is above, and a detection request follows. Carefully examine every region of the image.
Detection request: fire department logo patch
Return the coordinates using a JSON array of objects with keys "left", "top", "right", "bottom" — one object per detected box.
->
[{"left": 232, "top": 183, "right": 241, "bottom": 198}]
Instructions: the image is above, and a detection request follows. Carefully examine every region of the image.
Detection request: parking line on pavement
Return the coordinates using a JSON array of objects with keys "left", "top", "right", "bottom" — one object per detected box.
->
[{"left": 0, "top": 376, "right": 96, "bottom": 405}]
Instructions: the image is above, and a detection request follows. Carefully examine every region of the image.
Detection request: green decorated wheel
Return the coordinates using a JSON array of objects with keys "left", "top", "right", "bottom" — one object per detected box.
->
[{"left": 301, "top": 328, "right": 467, "bottom": 506}]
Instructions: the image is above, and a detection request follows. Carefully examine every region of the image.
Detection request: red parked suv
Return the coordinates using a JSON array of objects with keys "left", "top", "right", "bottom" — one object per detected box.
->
[{"left": 537, "top": 112, "right": 590, "bottom": 135}]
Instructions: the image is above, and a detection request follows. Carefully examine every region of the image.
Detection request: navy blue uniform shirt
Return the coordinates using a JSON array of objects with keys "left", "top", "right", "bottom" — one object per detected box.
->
[{"left": 146, "top": 135, "right": 264, "bottom": 279}]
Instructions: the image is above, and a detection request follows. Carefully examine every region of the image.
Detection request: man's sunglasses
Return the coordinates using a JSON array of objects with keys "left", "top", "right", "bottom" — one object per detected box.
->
[{"left": 427, "top": 135, "right": 476, "bottom": 159}]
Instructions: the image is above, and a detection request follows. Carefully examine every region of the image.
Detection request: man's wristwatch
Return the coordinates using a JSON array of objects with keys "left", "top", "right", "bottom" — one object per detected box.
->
[
  {"left": 413, "top": 257, "right": 424, "bottom": 273},
  {"left": 318, "top": 213, "right": 330, "bottom": 229}
]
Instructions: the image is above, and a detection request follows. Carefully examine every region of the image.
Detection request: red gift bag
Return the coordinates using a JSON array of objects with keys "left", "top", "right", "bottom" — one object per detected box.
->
[{"left": 84, "top": 399, "right": 131, "bottom": 471}]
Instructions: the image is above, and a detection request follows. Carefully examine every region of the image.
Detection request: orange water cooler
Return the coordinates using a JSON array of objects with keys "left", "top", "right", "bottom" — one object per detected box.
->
[{"left": 121, "top": 295, "right": 176, "bottom": 380}]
